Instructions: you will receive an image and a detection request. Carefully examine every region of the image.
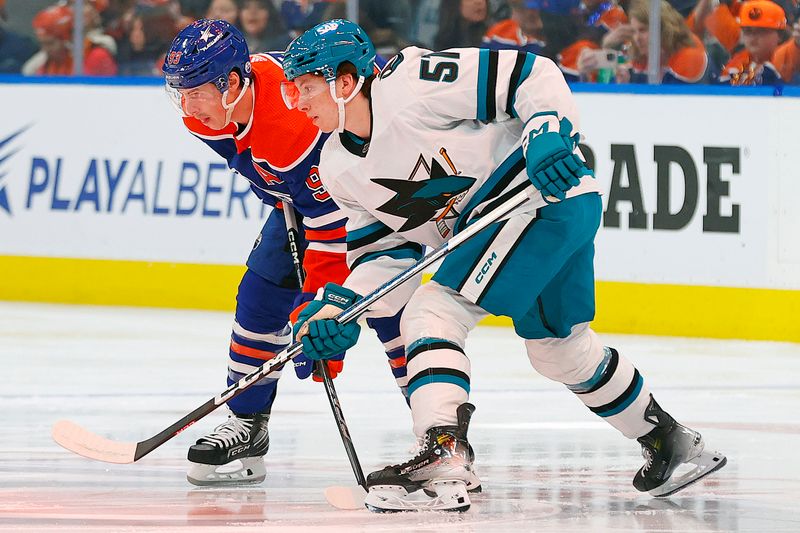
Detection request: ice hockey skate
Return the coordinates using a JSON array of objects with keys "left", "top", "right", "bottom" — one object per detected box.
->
[
  {"left": 634, "top": 395, "right": 727, "bottom": 497},
  {"left": 186, "top": 410, "right": 270, "bottom": 486},
  {"left": 364, "top": 403, "right": 479, "bottom": 512}
]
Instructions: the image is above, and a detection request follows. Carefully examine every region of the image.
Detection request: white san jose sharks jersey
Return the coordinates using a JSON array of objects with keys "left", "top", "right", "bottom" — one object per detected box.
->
[{"left": 319, "top": 46, "right": 601, "bottom": 317}]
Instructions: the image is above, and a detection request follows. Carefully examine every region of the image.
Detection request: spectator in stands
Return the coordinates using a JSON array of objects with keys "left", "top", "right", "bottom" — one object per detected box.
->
[
  {"left": 23, "top": 3, "right": 118, "bottom": 76},
  {"left": 435, "top": 0, "right": 490, "bottom": 49},
  {"left": 206, "top": 0, "right": 239, "bottom": 25},
  {"left": 280, "top": 0, "right": 329, "bottom": 38},
  {"left": 557, "top": 0, "right": 628, "bottom": 81},
  {"left": 118, "top": 1, "right": 178, "bottom": 75},
  {"left": 719, "top": 0, "right": 789, "bottom": 84},
  {"left": 0, "top": 0, "right": 38, "bottom": 73},
  {"left": 321, "top": 0, "right": 412, "bottom": 54},
  {"left": 483, "top": 0, "right": 546, "bottom": 54},
  {"left": 773, "top": 17, "right": 800, "bottom": 83},
  {"left": 358, "top": 0, "right": 412, "bottom": 54},
  {"left": 103, "top": 0, "right": 138, "bottom": 43},
  {"left": 617, "top": 0, "right": 708, "bottom": 83},
  {"left": 240, "top": 0, "right": 290, "bottom": 52},
  {"left": 537, "top": 0, "right": 581, "bottom": 58},
  {"left": 181, "top": 0, "right": 213, "bottom": 20},
  {"left": 406, "top": 0, "right": 441, "bottom": 48},
  {"left": 688, "top": 0, "right": 743, "bottom": 54},
  {"left": 71, "top": 0, "right": 119, "bottom": 60},
  {"left": 687, "top": 0, "right": 742, "bottom": 76}
]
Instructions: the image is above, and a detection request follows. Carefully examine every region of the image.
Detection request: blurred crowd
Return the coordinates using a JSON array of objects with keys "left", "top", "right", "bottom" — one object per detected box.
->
[{"left": 1, "top": 0, "right": 799, "bottom": 85}]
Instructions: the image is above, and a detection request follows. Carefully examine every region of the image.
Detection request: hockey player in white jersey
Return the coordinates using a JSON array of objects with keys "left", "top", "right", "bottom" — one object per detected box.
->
[{"left": 281, "top": 20, "right": 727, "bottom": 512}]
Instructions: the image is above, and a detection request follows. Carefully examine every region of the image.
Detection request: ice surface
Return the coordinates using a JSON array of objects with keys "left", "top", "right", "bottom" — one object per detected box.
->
[{"left": 1, "top": 302, "right": 799, "bottom": 532}]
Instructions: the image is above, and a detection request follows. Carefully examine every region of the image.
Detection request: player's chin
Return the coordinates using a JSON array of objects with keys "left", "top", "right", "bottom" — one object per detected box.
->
[{"left": 313, "top": 117, "right": 336, "bottom": 133}]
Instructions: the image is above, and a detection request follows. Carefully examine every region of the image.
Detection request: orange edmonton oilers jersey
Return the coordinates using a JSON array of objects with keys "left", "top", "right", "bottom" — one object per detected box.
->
[
  {"left": 181, "top": 53, "right": 349, "bottom": 291},
  {"left": 631, "top": 34, "right": 708, "bottom": 83},
  {"left": 182, "top": 53, "right": 328, "bottom": 206}
]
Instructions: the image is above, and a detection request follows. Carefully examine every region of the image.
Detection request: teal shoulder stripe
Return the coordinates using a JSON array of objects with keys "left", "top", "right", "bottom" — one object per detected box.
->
[
  {"left": 346, "top": 220, "right": 389, "bottom": 242},
  {"left": 510, "top": 53, "right": 536, "bottom": 118},
  {"left": 477, "top": 48, "right": 490, "bottom": 121}
]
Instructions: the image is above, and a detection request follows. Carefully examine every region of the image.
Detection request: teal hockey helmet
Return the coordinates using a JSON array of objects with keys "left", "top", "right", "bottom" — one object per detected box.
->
[{"left": 283, "top": 19, "right": 375, "bottom": 82}]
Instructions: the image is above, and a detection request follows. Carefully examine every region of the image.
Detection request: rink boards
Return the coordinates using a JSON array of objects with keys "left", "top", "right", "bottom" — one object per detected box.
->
[{"left": 0, "top": 79, "right": 798, "bottom": 341}]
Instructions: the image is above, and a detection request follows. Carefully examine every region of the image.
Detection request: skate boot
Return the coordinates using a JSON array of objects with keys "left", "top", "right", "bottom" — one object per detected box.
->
[
  {"left": 633, "top": 395, "right": 726, "bottom": 497},
  {"left": 364, "top": 403, "right": 478, "bottom": 512},
  {"left": 186, "top": 410, "right": 270, "bottom": 486}
]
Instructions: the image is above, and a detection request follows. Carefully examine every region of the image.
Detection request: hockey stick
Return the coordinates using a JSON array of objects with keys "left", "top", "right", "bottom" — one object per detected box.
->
[
  {"left": 280, "top": 203, "right": 368, "bottom": 490},
  {"left": 51, "top": 185, "right": 534, "bottom": 465}
]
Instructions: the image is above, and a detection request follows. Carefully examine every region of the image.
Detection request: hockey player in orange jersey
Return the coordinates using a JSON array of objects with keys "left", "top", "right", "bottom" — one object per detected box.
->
[{"left": 162, "top": 19, "right": 407, "bottom": 486}]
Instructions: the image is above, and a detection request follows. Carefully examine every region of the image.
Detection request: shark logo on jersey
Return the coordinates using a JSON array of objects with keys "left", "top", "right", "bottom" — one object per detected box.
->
[{"left": 372, "top": 150, "right": 475, "bottom": 237}]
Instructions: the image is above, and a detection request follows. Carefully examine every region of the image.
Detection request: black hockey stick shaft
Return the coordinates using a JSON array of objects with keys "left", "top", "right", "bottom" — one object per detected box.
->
[
  {"left": 110, "top": 185, "right": 532, "bottom": 462},
  {"left": 281, "top": 204, "right": 367, "bottom": 489}
]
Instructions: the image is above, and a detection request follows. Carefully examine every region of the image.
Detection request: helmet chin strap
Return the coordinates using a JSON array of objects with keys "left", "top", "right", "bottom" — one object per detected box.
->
[
  {"left": 221, "top": 77, "right": 251, "bottom": 127},
  {"left": 329, "top": 76, "right": 365, "bottom": 133}
]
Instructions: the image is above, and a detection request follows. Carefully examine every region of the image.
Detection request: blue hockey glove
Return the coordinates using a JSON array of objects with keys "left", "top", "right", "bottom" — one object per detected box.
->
[
  {"left": 525, "top": 130, "right": 591, "bottom": 202},
  {"left": 292, "top": 283, "right": 362, "bottom": 361},
  {"left": 293, "top": 351, "right": 345, "bottom": 380}
]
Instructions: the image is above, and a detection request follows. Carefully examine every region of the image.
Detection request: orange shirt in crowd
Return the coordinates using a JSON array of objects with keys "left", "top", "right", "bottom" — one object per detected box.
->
[
  {"left": 773, "top": 38, "right": 800, "bottom": 82},
  {"left": 687, "top": 1, "right": 742, "bottom": 53},
  {"left": 483, "top": 19, "right": 546, "bottom": 53},
  {"left": 36, "top": 42, "right": 117, "bottom": 76},
  {"left": 631, "top": 33, "right": 708, "bottom": 83}
]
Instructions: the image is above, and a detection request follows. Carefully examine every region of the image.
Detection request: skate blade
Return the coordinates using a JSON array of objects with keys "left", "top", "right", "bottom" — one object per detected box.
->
[
  {"left": 365, "top": 480, "right": 470, "bottom": 513},
  {"left": 423, "top": 470, "right": 482, "bottom": 497},
  {"left": 186, "top": 457, "right": 266, "bottom": 486},
  {"left": 324, "top": 485, "right": 367, "bottom": 510},
  {"left": 650, "top": 450, "right": 727, "bottom": 497}
]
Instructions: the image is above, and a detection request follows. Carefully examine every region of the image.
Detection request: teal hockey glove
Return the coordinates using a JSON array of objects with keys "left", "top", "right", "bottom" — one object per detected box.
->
[
  {"left": 292, "top": 283, "right": 362, "bottom": 361},
  {"left": 525, "top": 131, "right": 591, "bottom": 201},
  {"left": 290, "top": 293, "right": 345, "bottom": 380}
]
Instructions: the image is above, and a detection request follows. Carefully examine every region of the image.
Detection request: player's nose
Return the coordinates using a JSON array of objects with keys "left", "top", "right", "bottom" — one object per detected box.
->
[{"left": 183, "top": 99, "right": 202, "bottom": 116}]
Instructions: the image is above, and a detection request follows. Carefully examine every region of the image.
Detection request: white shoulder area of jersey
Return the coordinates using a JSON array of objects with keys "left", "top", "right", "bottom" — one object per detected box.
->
[
  {"left": 394, "top": 45, "right": 430, "bottom": 63},
  {"left": 371, "top": 47, "right": 435, "bottom": 127},
  {"left": 374, "top": 46, "right": 431, "bottom": 88}
]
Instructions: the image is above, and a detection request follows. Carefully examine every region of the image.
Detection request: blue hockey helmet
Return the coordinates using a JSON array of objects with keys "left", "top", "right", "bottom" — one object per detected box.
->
[
  {"left": 283, "top": 19, "right": 375, "bottom": 82},
  {"left": 162, "top": 19, "right": 251, "bottom": 93}
]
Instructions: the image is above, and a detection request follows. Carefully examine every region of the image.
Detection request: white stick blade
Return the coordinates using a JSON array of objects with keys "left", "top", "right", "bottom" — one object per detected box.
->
[
  {"left": 52, "top": 419, "right": 137, "bottom": 464},
  {"left": 324, "top": 485, "right": 367, "bottom": 510}
]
